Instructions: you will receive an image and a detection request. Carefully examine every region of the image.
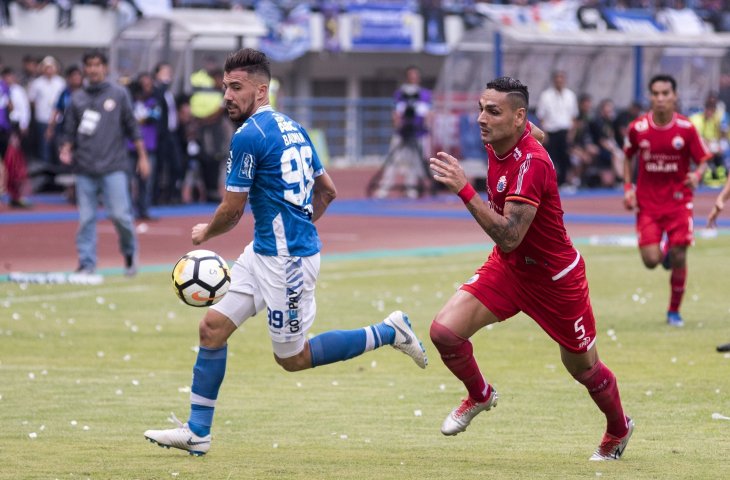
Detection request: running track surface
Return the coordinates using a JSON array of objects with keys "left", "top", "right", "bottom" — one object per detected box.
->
[{"left": 1, "top": 166, "right": 726, "bottom": 276}]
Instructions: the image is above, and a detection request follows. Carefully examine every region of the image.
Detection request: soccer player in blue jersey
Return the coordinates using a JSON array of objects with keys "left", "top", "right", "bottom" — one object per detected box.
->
[{"left": 144, "top": 48, "right": 427, "bottom": 456}]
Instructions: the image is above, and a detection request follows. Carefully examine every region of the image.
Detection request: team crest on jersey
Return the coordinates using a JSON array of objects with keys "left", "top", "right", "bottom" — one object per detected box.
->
[
  {"left": 240, "top": 153, "right": 254, "bottom": 179},
  {"left": 672, "top": 136, "right": 684, "bottom": 150},
  {"left": 635, "top": 118, "right": 649, "bottom": 132},
  {"left": 496, "top": 175, "right": 507, "bottom": 193},
  {"left": 513, "top": 148, "right": 522, "bottom": 161}
]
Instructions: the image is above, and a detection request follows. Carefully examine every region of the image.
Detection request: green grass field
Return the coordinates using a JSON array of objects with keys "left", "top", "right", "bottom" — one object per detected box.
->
[{"left": 1, "top": 238, "right": 729, "bottom": 480}]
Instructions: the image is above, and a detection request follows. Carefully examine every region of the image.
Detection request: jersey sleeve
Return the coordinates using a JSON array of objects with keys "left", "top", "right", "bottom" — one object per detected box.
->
[
  {"left": 687, "top": 123, "right": 712, "bottom": 164},
  {"left": 226, "top": 128, "right": 258, "bottom": 193},
  {"left": 302, "top": 129, "right": 325, "bottom": 177},
  {"left": 623, "top": 121, "right": 638, "bottom": 159},
  {"left": 504, "top": 154, "right": 547, "bottom": 208}
]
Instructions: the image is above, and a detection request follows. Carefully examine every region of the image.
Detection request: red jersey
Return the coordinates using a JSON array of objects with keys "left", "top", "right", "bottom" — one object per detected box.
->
[
  {"left": 624, "top": 112, "right": 711, "bottom": 214},
  {"left": 485, "top": 127, "right": 578, "bottom": 280}
]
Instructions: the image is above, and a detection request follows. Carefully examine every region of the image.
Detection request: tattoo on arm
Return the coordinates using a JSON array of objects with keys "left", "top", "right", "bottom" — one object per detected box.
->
[{"left": 467, "top": 201, "right": 536, "bottom": 252}]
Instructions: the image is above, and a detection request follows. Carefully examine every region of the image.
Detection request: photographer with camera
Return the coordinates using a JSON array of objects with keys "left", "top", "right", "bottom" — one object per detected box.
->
[{"left": 372, "top": 66, "right": 433, "bottom": 199}]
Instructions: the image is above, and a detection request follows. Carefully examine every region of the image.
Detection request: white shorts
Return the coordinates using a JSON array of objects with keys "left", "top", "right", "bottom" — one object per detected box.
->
[{"left": 211, "top": 243, "right": 319, "bottom": 358}]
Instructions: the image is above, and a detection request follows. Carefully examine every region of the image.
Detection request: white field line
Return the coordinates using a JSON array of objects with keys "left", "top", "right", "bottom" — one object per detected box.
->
[{"left": 2, "top": 285, "right": 148, "bottom": 304}]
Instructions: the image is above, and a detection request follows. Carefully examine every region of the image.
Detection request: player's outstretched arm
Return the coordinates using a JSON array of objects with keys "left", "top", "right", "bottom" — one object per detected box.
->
[
  {"left": 311, "top": 172, "right": 337, "bottom": 223},
  {"left": 192, "top": 190, "right": 248, "bottom": 245},
  {"left": 430, "top": 151, "right": 536, "bottom": 252}
]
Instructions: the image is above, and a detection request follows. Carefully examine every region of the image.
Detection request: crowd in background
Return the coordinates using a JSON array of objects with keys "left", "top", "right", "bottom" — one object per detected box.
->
[
  {"left": 1, "top": 0, "right": 729, "bottom": 31},
  {"left": 0, "top": 52, "right": 234, "bottom": 211},
  {"left": 532, "top": 70, "right": 730, "bottom": 192},
  {"left": 2, "top": 49, "right": 730, "bottom": 210}
]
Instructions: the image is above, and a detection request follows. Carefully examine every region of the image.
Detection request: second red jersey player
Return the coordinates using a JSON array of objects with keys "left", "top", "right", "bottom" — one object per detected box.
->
[{"left": 623, "top": 74, "right": 711, "bottom": 328}]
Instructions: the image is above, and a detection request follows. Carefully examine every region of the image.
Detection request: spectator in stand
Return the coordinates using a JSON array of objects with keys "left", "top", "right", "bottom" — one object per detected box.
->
[
  {"left": 128, "top": 72, "right": 161, "bottom": 221},
  {"left": 613, "top": 101, "right": 643, "bottom": 150},
  {"left": 374, "top": 65, "right": 433, "bottom": 199},
  {"left": 190, "top": 61, "right": 229, "bottom": 202},
  {"left": 59, "top": 50, "right": 149, "bottom": 276},
  {"left": 27, "top": 56, "right": 66, "bottom": 164},
  {"left": 570, "top": 93, "right": 599, "bottom": 188},
  {"left": 0, "top": 65, "right": 13, "bottom": 202},
  {"left": 46, "top": 65, "right": 83, "bottom": 165},
  {"left": 689, "top": 91, "right": 728, "bottom": 188},
  {"left": 1, "top": 67, "right": 32, "bottom": 208},
  {"left": 588, "top": 99, "right": 623, "bottom": 188},
  {"left": 153, "top": 61, "right": 183, "bottom": 205},
  {"left": 177, "top": 93, "right": 206, "bottom": 203},
  {"left": 536, "top": 70, "right": 579, "bottom": 189},
  {"left": 19, "top": 54, "right": 39, "bottom": 89},
  {"left": 2, "top": 67, "right": 30, "bottom": 140}
]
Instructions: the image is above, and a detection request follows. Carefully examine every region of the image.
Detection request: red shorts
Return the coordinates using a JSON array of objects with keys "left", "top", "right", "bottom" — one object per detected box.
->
[
  {"left": 460, "top": 252, "right": 597, "bottom": 353},
  {"left": 636, "top": 208, "right": 693, "bottom": 248}
]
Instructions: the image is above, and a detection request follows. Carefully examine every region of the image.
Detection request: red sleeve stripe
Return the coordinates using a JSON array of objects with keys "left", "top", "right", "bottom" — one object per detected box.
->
[{"left": 505, "top": 195, "right": 539, "bottom": 207}]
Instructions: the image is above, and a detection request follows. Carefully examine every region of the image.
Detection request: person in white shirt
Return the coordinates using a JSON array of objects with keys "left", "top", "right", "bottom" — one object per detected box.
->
[
  {"left": 27, "top": 56, "right": 66, "bottom": 164},
  {"left": 536, "top": 70, "right": 578, "bottom": 188}
]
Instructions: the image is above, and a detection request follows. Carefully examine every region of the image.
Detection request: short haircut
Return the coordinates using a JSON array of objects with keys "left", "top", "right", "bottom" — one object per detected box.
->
[
  {"left": 224, "top": 48, "right": 271, "bottom": 82},
  {"left": 153, "top": 61, "right": 170, "bottom": 76},
  {"left": 648, "top": 74, "right": 676, "bottom": 93},
  {"left": 65, "top": 65, "right": 81, "bottom": 77},
  {"left": 82, "top": 49, "right": 108, "bottom": 66},
  {"left": 486, "top": 76, "right": 529, "bottom": 110}
]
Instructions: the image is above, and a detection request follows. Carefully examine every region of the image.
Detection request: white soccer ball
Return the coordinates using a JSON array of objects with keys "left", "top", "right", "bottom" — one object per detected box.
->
[{"left": 172, "top": 250, "right": 231, "bottom": 307}]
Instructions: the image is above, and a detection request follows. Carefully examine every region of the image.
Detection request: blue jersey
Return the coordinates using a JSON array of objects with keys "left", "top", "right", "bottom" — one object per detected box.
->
[{"left": 226, "top": 105, "right": 324, "bottom": 257}]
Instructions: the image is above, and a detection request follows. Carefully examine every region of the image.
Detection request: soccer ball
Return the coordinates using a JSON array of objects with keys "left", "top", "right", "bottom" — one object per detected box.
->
[{"left": 172, "top": 250, "right": 231, "bottom": 307}]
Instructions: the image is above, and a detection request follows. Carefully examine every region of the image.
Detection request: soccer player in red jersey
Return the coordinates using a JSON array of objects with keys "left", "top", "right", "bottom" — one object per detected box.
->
[
  {"left": 623, "top": 74, "right": 711, "bottom": 327},
  {"left": 428, "top": 76, "right": 632, "bottom": 461}
]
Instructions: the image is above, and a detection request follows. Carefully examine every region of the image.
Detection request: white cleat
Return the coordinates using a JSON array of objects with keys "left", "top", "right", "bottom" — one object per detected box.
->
[
  {"left": 384, "top": 310, "right": 427, "bottom": 369},
  {"left": 589, "top": 417, "right": 634, "bottom": 461},
  {"left": 441, "top": 388, "right": 498, "bottom": 436},
  {"left": 144, "top": 413, "right": 211, "bottom": 456}
]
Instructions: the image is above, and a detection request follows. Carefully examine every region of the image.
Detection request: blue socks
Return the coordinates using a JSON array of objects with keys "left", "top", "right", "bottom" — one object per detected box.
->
[
  {"left": 188, "top": 345, "right": 227, "bottom": 437},
  {"left": 309, "top": 321, "right": 395, "bottom": 367}
]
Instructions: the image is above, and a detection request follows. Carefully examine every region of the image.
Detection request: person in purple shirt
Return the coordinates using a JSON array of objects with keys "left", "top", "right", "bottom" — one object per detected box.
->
[{"left": 128, "top": 72, "right": 161, "bottom": 220}]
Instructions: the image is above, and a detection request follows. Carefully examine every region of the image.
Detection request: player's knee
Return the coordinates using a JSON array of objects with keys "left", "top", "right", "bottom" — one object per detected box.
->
[
  {"left": 430, "top": 321, "right": 466, "bottom": 352},
  {"left": 198, "top": 314, "right": 228, "bottom": 348},
  {"left": 274, "top": 352, "right": 310, "bottom": 372}
]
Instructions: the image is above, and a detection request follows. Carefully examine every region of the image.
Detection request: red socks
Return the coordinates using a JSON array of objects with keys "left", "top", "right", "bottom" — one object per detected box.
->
[
  {"left": 669, "top": 266, "right": 687, "bottom": 313},
  {"left": 573, "top": 361, "right": 628, "bottom": 437},
  {"left": 430, "top": 322, "right": 489, "bottom": 402}
]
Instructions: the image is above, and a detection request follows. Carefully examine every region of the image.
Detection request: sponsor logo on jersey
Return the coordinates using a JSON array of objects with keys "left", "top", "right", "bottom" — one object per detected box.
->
[
  {"left": 240, "top": 153, "right": 254, "bottom": 179},
  {"left": 464, "top": 273, "right": 479, "bottom": 285},
  {"left": 496, "top": 175, "right": 507, "bottom": 193},
  {"left": 513, "top": 147, "right": 522, "bottom": 161},
  {"left": 226, "top": 151, "right": 232, "bottom": 175},
  {"left": 578, "top": 336, "right": 592, "bottom": 350},
  {"left": 672, "top": 135, "right": 684, "bottom": 150},
  {"left": 645, "top": 161, "right": 678, "bottom": 173}
]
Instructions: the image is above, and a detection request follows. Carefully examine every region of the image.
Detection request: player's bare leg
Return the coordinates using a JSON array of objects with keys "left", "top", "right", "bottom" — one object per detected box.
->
[
  {"left": 561, "top": 346, "right": 633, "bottom": 460},
  {"left": 431, "top": 291, "right": 499, "bottom": 435},
  {"left": 639, "top": 244, "right": 688, "bottom": 327}
]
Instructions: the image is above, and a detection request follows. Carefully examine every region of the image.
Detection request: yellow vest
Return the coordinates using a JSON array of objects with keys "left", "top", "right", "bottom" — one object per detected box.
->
[{"left": 190, "top": 69, "right": 223, "bottom": 119}]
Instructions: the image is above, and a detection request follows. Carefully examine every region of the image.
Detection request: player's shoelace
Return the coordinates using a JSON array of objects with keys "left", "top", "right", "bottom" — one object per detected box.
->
[{"left": 454, "top": 398, "right": 479, "bottom": 418}]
